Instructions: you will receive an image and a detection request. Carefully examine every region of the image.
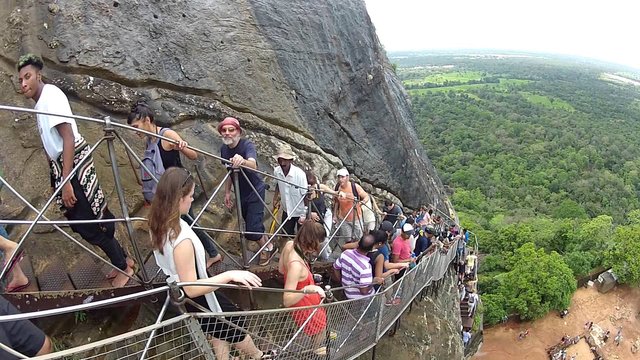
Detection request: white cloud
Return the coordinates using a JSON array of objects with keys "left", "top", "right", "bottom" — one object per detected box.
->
[{"left": 364, "top": 0, "right": 640, "bottom": 69}]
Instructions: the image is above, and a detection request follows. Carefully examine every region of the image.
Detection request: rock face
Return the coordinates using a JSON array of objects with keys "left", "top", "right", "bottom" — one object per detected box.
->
[
  {"left": 0, "top": 0, "right": 451, "bottom": 212},
  {"left": 359, "top": 270, "right": 465, "bottom": 360},
  {"left": 0, "top": 0, "right": 460, "bottom": 358}
]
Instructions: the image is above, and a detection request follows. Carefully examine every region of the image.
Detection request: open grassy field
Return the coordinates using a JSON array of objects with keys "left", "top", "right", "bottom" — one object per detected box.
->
[
  {"left": 406, "top": 78, "right": 531, "bottom": 95},
  {"left": 520, "top": 92, "right": 575, "bottom": 111},
  {"left": 403, "top": 70, "right": 486, "bottom": 87}
]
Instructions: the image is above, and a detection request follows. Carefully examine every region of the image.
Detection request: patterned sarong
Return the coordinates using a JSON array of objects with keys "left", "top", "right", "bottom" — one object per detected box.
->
[{"left": 49, "top": 139, "right": 107, "bottom": 219}]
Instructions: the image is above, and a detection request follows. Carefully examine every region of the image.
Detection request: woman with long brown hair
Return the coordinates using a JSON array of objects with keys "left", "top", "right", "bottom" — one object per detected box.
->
[
  {"left": 278, "top": 221, "right": 327, "bottom": 355},
  {"left": 150, "top": 167, "right": 275, "bottom": 359}
]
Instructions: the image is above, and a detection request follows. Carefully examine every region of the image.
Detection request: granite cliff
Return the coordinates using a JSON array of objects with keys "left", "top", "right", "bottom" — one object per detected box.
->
[{"left": 0, "top": 0, "right": 461, "bottom": 358}]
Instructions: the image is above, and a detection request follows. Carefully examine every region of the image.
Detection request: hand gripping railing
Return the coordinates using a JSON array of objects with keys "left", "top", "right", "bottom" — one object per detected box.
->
[
  {"left": 0, "top": 103, "right": 462, "bottom": 358},
  {"left": 0, "top": 103, "right": 372, "bottom": 281}
]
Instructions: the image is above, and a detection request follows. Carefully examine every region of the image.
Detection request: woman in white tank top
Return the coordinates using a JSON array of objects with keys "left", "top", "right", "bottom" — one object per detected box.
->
[{"left": 150, "top": 167, "right": 276, "bottom": 359}]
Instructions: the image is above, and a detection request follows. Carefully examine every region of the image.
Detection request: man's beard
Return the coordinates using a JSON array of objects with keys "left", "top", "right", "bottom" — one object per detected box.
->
[{"left": 222, "top": 135, "right": 239, "bottom": 146}]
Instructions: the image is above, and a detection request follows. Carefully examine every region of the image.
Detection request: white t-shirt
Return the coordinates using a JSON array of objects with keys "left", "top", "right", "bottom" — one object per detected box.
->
[
  {"left": 274, "top": 164, "right": 308, "bottom": 217},
  {"left": 35, "top": 84, "right": 82, "bottom": 159}
]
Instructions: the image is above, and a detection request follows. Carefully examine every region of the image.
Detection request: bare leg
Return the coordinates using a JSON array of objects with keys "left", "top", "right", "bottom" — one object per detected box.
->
[
  {"left": 206, "top": 254, "right": 223, "bottom": 267},
  {"left": 0, "top": 236, "right": 28, "bottom": 289},
  {"left": 312, "top": 333, "right": 326, "bottom": 354},
  {"left": 35, "top": 336, "right": 53, "bottom": 356},
  {"left": 258, "top": 235, "right": 275, "bottom": 266},
  {"left": 209, "top": 337, "right": 231, "bottom": 359},
  {"left": 233, "top": 335, "right": 263, "bottom": 359},
  {"left": 106, "top": 257, "right": 135, "bottom": 279},
  {"left": 110, "top": 264, "right": 135, "bottom": 287}
]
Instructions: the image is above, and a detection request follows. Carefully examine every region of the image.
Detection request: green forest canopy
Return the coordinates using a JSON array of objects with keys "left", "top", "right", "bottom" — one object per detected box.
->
[{"left": 395, "top": 53, "right": 640, "bottom": 323}]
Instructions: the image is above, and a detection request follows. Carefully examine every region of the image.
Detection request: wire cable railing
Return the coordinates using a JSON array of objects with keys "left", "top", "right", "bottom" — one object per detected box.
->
[
  {"left": 0, "top": 103, "right": 463, "bottom": 359},
  {"left": 9, "top": 240, "right": 460, "bottom": 360}
]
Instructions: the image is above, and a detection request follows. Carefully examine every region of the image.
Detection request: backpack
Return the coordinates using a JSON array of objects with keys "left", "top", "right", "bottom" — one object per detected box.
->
[
  {"left": 334, "top": 180, "right": 359, "bottom": 202},
  {"left": 141, "top": 128, "right": 169, "bottom": 202}
]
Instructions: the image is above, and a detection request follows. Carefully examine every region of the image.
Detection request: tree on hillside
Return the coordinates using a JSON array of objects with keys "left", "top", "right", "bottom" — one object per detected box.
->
[
  {"left": 574, "top": 215, "right": 613, "bottom": 252},
  {"left": 499, "top": 243, "right": 576, "bottom": 320},
  {"left": 481, "top": 293, "right": 508, "bottom": 325},
  {"left": 552, "top": 199, "right": 588, "bottom": 219},
  {"left": 604, "top": 225, "right": 640, "bottom": 285},
  {"left": 626, "top": 209, "right": 640, "bottom": 225}
]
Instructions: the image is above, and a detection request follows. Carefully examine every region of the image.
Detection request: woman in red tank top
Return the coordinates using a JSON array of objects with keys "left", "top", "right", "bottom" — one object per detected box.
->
[{"left": 279, "top": 221, "right": 327, "bottom": 353}]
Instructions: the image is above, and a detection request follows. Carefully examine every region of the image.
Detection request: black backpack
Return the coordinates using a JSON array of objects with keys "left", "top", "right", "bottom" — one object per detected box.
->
[{"left": 334, "top": 180, "right": 359, "bottom": 202}]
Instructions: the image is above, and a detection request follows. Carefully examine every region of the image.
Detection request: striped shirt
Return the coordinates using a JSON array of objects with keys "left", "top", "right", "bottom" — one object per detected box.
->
[{"left": 333, "top": 249, "right": 373, "bottom": 299}]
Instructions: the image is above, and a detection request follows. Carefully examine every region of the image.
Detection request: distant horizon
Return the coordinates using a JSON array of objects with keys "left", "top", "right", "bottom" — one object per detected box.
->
[
  {"left": 364, "top": 0, "right": 640, "bottom": 70},
  {"left": 383, "top": 49, "right": 640, "bottom": 71}
]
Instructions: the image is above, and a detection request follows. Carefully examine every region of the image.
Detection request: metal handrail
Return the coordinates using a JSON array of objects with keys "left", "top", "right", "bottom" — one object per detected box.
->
[
  {"left": 0, "top": 103, "right": 447, "bottom": 271},
  {"left": 0, "top": 240, "right": 458, "bottom": 322},
  {"left": 0, "top": 102, "right": 464, "bottom": 359},
  {"left": 3, "top": 241, "right": 460, "bottom": 360}
]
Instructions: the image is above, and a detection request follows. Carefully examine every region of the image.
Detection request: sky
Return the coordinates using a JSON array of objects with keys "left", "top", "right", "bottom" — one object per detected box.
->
[{"left": 364, "top": 0, "right": 640, "bottom": 69}]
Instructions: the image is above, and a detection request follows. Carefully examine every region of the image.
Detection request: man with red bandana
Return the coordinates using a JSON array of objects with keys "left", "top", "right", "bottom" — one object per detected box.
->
[{"left": 219, "top": 117, "right": 274, "bottom": 265}]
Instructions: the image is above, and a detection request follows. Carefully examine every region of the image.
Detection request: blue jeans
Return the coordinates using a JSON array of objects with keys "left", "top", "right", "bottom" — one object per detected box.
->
[{"left": 0, "top": 225, "right": 8, "bottom": 239}]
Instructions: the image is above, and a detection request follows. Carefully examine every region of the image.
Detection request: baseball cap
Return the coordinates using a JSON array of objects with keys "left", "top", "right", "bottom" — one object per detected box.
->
[
  {"left": 402, "top": 223, "right": 414, "bottom": 234},
  {"left": 336, "top": 168, "right": 349, "bottom": 177},
  {"left": 380, "top": 220, "right": 394, "bottom": 232}
]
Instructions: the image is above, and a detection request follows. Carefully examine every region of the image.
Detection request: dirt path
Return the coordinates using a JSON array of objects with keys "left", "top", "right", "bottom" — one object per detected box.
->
[{"left": 474, "top": 285, "right": 640, "bottom": 360}]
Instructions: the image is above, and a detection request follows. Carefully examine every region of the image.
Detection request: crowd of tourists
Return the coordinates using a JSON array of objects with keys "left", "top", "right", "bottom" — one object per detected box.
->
[{"left": 0, "top": 54, "right": 470, "bottom": 359}]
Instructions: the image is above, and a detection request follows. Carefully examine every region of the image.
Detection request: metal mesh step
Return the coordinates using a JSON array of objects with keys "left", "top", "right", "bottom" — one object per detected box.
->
[
  {"left": 37, "top": 259, "right": 74, "bottom": 291},
  {"left": 68, "top": 254, "right": 112, "bottom": 290}
]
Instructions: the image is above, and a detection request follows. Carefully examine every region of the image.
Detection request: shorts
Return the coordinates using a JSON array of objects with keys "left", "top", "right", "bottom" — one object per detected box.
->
[
  {"left": 187, "top": 294, "right": 248, "bottom": 344},
  {"left": 0, "top": 296, "right": 46, "bottom": 359}
]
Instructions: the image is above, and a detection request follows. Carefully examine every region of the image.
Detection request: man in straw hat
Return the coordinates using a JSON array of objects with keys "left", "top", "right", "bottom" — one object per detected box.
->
[
  {"left": 273, "top": 144, "right": 308, "bottom": 236},
  {"left": 218, "top": 117, "right": 274, "bottom": 265}
]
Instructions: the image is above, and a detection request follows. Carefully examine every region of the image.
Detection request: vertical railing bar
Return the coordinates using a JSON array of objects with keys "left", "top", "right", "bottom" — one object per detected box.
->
[
  {"left": 106, "top": 119, "right": 149, "bottom": 282},
  {"left": 0, "top": 137, "right": 106, "bottom": 281},
  {"left": 0, "top": 175, "right": 140, "bottom": 284},
  {"left": 139, "top": 295, "right": 171, "bottom": 360},
  {"left": 231, "top": 169, "right": 249, "bottom": 268}
]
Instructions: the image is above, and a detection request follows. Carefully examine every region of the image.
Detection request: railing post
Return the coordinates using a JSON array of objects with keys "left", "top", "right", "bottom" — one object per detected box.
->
[
  {"left": 104, "top": 117, "right": 149, "bottom": 283},
  {"left": 375, "top": 287, "right": 385, "bottom": 341},
  {"left": 168, "top": 282, "right": 215, "bottom": 359},
  {"left": 232, "top": 169, "right": 249, "bottom": 268}
]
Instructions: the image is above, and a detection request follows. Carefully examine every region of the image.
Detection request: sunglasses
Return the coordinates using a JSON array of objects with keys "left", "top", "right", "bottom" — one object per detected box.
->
[
  {"left": 220, "top": 127, "right": 238, "bottom": 134},
  {"left": 181, "top": 168, "right": 193, "bottom": 188}
]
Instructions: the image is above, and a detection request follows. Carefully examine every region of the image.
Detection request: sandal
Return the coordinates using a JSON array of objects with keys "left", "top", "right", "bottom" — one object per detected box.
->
[
  {"left": 259, "top": 247, "right": 277, "bottom": 266},
  {"left": 6, "top": 280, "right": 30, "bottom": 293},
  {"left": 5, "top": 249, "right": 25, "bottom": 275},
  {"left": 313, "top": 346, "right": 327, "bottom": 356},
  {"left": 384, "top": 297, "right": 402, "bottom": 307},
  {"left": 261, "top": 349, "right": 278, "bottom": 359}
]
